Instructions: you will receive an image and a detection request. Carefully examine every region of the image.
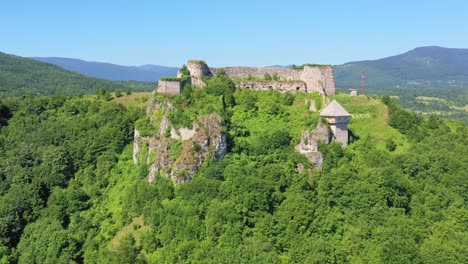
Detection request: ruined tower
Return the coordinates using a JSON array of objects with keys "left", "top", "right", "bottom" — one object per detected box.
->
[{"left": 319, "top": 100, "right": 351, "bottom": 146}]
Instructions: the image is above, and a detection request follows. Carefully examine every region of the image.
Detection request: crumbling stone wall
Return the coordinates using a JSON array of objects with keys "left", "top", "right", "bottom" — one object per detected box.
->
[
  {"left": 158, "top": 80, "right": 182, "bottom": 94},
  {"left": 319, "top": 66, "right": 335, "bottom": 95},
  {"left": 235, "top": 80, "right": 306, "bottom": 93},
  {"left": 301, "top": 66, "right": 323, "bottom": 93},
  {"left": 168, "top": 60, "right": 336, "bottom": 95},
  {"left": 208, "top": 63, "right": 335, "bottom": 94},
  {"left": 210, "top": 67, "right": 302, "bottom": 81}
]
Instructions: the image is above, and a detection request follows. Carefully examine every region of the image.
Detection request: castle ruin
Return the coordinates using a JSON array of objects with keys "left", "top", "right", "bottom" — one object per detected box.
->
[{"left": 158, "top": 60, "right": 336, "bottom": 95}]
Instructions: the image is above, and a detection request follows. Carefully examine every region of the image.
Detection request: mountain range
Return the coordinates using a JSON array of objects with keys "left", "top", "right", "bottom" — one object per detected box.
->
[
  {"left": 31, "top": 57, "right": 179, "bottom": 82},
  {"left": 334, "top": 46, "right": 468, "bottom": 90}
]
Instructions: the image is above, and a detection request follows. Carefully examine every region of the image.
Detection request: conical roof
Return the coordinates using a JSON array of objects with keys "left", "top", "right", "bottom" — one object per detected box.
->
[{"left": 320, "top": 99, "right": 351, "bottom": 117}]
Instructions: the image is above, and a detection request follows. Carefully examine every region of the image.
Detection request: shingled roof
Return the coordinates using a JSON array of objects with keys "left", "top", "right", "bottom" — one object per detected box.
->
[{"left": 319, "top": 99, "right": 351, "bottom": 117}]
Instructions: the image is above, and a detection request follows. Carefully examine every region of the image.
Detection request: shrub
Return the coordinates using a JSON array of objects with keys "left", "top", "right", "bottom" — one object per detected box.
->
[
  {"left": 115, "top": 89, "right": 123, "bottom": 98},
  {"left": 385, "top": 138, "right": 397, "bottom": 151}
]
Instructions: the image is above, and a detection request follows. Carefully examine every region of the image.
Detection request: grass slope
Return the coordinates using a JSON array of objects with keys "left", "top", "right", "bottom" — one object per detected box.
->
[
  {"left": 111, "top": 92, "right": 153, "bottom": 108},
  {"left": 331, "top": 94, "right": 409, "bottom": 153}
]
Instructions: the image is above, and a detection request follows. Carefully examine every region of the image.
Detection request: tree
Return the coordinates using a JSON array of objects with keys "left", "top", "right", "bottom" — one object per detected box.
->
[
  {"left": 117, "top": 234, "right": 141, "bottom": 264},
  {"left": 385, "top": 138, "right": 396, "bottom": 151},
  {"left": 115, "top": 89, "right": 123, "bottom": 98}
]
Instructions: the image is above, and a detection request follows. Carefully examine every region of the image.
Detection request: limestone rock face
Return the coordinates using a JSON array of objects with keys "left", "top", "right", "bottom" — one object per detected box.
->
[
  {"left": 295, "top": 121, "right": 331, "bottom": 170},
  {"left": 133, "top": 101, "right": 227, "bottom": 184},
  {"left": 132, "top": 129, "right": 141, "bottom": 164},
  {"left": 170, "top": 114, "right": 227, "bottom": 183}
]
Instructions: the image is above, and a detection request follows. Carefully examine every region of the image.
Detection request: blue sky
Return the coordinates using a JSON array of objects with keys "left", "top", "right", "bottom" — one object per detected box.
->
[{"left": 2, "top": 0, "right": 467, "bottom": 67}]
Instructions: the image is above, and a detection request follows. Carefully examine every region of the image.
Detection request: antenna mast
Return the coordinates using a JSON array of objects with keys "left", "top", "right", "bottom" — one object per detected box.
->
[{"left": 361, "top": 68, "right": 366, "bottom": 95}]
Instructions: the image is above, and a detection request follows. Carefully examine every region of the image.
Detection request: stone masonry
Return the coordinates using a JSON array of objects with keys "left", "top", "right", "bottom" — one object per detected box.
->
[
  {"left": 236, "top": 80, "right": 307, "bottom": 93},
  {"left": 157, "top": 80, "right": 182, "bottom": 94},
  {"left": 210, "top": 65, "right": 335, "bottom": 95},
  {"left": 179, "top": 60, "right": 335, "bottom": 95}
]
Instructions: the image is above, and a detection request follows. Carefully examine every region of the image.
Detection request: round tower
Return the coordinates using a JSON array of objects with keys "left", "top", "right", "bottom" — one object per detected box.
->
[{"left": 186, "top": 60, "right": 212, "bottom": 78}]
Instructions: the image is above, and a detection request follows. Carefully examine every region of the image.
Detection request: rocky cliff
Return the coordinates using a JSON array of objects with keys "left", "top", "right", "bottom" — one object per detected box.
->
[
  {"left": 133, "top": 100, "right": 227, "bottom": 184},
  {"left": 295, "top": 121, "right": 331, "bottom": 170}
]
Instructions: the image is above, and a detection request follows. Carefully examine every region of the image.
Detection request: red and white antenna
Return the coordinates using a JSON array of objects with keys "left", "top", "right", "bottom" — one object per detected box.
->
[{"left": 361, "top": 68, "right": 366, "bottom": 95}]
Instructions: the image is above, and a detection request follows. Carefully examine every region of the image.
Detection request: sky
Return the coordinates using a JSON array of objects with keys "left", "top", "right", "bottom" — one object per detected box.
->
[{"left": 1, "top": 0, "right": 467, "bottom": 67}]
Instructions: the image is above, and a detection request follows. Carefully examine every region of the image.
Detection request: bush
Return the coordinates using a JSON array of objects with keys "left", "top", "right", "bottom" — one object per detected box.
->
[
  {"left": 385, "top": 138, "right": 397, "bottom": 151},
  {"left": 179, "top": 65, "right": 190, "bottom": 77},
  {"left": 115, "top": 89, "right": 123, "bottom": 98}
]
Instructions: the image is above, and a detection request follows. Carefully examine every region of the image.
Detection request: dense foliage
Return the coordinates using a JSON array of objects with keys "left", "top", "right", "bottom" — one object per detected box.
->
[
  {"left": 0, "top": 96, "right": 142, "bottom": 262},
  {"left": 0, "top": 74, "right": 466, "bottom": 263}
]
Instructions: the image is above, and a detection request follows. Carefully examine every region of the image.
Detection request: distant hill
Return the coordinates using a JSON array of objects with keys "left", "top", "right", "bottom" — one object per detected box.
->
[
  {"left": 334, "top": 46, "right": 468, "bottom": 89},
  {"left": 0, "top": 52, "right": 138, "bottom": 96},
  {"left": 31, "top": 57, "right": 179, "bottom": 82}
]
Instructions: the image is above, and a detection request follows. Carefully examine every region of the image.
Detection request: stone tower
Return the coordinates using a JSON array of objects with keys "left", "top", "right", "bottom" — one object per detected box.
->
[
  {"left": 319, "top": 100, "right": 351, "bottom": 146},
  {"left": 186, "top": 60, "right": 212, "bottom": 87}
]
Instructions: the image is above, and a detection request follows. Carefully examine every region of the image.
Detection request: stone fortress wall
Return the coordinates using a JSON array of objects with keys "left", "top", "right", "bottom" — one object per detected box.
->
[
  {"left": 235, "top": 80, "right": 307, "bottom": 93},
  {"left": 163, "top": 60, "right": 336, "bottom": 95},
  {"left": 157, "top": 80, "right": 182, "bottom": 94},
  {"left": 184, "top": 60, "right": 335, "bottom": 95}
]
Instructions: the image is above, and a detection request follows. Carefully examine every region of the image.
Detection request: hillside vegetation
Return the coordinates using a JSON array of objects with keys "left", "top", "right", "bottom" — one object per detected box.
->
[
  {"left": 0, "top": 73, "right": 466, "bottom": 263},
  {"left": 0, "top": 52, "right": 152, "bottom": 97}
]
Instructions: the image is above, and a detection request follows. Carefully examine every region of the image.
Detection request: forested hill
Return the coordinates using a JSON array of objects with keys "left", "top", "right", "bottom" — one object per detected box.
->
[
  {"left": 0, "top": 71, "right": 466, "bottom": 262},
  {"left": 334, "top": 46, "right": 468, "bottom": 89},
  {"left": 0, "top": 52, "right": 135, "bottom": 96},
  {"left": 31, "top": 57, "right": 178, "bottom": 82}
]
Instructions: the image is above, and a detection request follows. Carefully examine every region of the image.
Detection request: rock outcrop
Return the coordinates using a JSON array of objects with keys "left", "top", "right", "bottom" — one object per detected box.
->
[
  {"left": 133, "top": 101, "right": 227, "bottom": 184},
  {"left": 170, "top": 115, "right": 227, "bottom": 183},
  {"left": 295, "top": 121, "right": 331, "bottom": 170}
]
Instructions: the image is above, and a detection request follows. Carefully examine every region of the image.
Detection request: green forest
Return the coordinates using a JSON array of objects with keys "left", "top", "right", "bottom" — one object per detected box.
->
[{"left": 0, "top": 71, "right": 466, "bottom": 263}]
